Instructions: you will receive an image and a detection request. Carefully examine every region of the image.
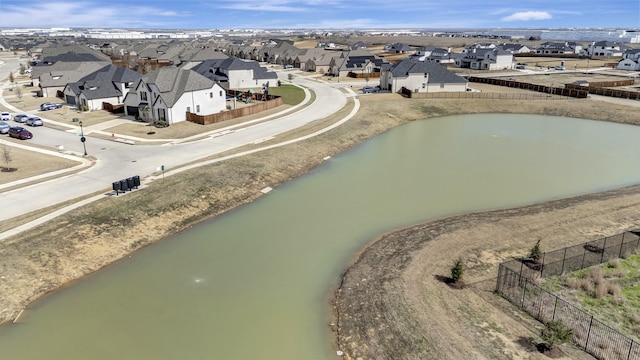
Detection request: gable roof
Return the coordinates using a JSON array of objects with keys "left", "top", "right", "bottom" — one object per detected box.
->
[
  {"left": 389, "top": 59, "right": 467, "bottom": 84},
  {"left": 144, "top": 66, "right": 216, "bottom": 107},
  {"left": 65, "top": 65, "right": 142, "bottom": 100}
]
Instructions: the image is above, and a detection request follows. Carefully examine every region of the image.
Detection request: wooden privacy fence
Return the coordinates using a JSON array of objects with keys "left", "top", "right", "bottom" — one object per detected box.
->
[
  {"left": 468, "top": 77, "right": 589, "bottom": 98},
  {"left": 102, "top": 102, "right": 124, "bottom": 113},
  {"left": 496, "top": 230, "right": 640, "bottom": 360},
  {"left": 565, "top": 83, "right": 640, "bottom": 100},
  {"left": 186, "top": 94, "right": 283, "bottom": 126},
  {"left": 402, "top": 90, "right": 567, "bottom": 100}
]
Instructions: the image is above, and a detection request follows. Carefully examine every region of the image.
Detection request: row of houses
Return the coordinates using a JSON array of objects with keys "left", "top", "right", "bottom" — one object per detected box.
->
[{"left": 31, "top": 44, "right": 279, "bottom": 125}]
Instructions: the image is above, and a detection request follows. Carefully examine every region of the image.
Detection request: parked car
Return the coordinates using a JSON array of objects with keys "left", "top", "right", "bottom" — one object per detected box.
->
[
  {"left": 554, "top": 66, "right": 565, "bottom": 70},
  {"left": 8, "top": 126, "right": 33, "bottom": 140},
  {"left": 0, "top": 112, "right": 10, "bottom": 121},
  {"left": 284, "top": 64, "right": 294, "bottom": 70},
  {"left": 362, "top": 86, "right": 380, "bottom": 94},
  {"left": 13, "top": 114, "right": 28, "bottom": 123},
  {"left": 0, "top": 121, "right": 10, "bottom": 134},
  {"left": 40, "top": 102, "right": 63, "bottom": 111},
  {"left": 26, "top": 116, "right": 43, "bottom": 126}
]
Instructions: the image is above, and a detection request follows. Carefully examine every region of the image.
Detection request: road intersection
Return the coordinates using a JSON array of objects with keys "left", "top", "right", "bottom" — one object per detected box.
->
[{"left": 0, "top": 58, "right": 357, "bottom": 231}]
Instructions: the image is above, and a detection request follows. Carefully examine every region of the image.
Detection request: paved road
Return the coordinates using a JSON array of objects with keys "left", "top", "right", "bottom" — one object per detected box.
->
[{"left": 0, "top": 64, "right": 347, "bottom": 222}]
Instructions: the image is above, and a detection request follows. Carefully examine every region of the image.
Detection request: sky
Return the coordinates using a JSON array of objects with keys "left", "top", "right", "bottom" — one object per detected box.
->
[{"left": 0, "top": 0, "right": 638, "bottom": 30}]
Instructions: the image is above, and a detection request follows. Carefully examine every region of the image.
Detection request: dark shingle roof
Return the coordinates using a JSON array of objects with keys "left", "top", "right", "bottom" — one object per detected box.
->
[
  {"left": 145, "top": 66, "right": 215, "bottom": 107},
  {"left": 390, "top": 59, "right": 467, "bottom": 84},
  {"left": 66, "top": 65, "right": 142, "bottom": 100}
]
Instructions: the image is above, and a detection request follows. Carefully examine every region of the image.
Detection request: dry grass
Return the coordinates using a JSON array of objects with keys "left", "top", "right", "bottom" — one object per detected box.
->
[{"left": 0, "top": 144, "right": 83, "bottom": 185}]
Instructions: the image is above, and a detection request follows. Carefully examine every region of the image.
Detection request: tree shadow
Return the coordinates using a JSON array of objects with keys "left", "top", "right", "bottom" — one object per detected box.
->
[
  {"left": 1, "top": 167, "right": 17, "bottom": 172},
  {"left": 433, "top": 274, "right": 465, "bottom": 289}
]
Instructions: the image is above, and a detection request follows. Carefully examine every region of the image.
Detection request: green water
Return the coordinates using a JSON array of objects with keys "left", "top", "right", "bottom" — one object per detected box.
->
[{"left": 2, "top": 114, "right": 640, "bottom": 359}]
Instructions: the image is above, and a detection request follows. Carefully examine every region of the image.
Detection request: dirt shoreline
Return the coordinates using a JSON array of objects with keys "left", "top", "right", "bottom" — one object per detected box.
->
[{"left": 1, "top": 94, "right": 640, "bottom": 358}]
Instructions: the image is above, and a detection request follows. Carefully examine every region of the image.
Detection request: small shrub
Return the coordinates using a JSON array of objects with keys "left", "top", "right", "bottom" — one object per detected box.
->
[
  {"left": 586, "top": 267, "right": 605, "bottom": 286},
  {"left": 607, "top": 259, "right": 621, "bottom": 269},
  {"left": 594, "top": 281, "right": 607, "bottom": 299},
  {"left": 607, "top": 283, "right": 621, "bottom": 297},
  {"left": 529, "top": 239, "right": 542, "bottom": 264},
  {"left": 579, "top": 279, "right": 593, "bottom": 293},
  {"left": 630, "top": 313, "right": 640, "bottom": 324},
  {"left": 564, "top": 277, "right": 582, "bottom": 290},
  {"left": 540, "top": 320, "right": 574, "bottom": 349},
  {"left": 450, "top": 258, "right": 464, "bottom": 283},
  {"left": 612, "top": 295, "right": 626, "bottom": 305}
]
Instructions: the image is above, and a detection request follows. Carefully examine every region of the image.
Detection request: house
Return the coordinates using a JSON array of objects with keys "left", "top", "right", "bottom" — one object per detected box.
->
[
  {"left": 617, "top": 49, "right": 640, "bottom": 70},
  {"left": 293, "top": 48, "right": 332, "bottom": 71},
  {"left": 303, "top": 51, "right": 335, "bottom": 73},
  {"left": 380, "top": 59, "right": 468, "bottom": 93},
  {"left": 123, "top": 66, "right": 226, "bottom": 125},
  {"left": 32, "top": 46, "right": 112, "bottom": 96},
  {"left": 384, "top": 42, "right": 415, "bottom": 54},
  {"left": 328, "top": 49, "right": 385, "bottom": 77},
  {"left": 62, "top": 64, "right": 142, "bottom": 110},
  {"left": 536, "top": 42, "right": 582, "bottom": 55},
  {"left": 191, "top": 56, "right": 278, "bottom": 90},
  {"left": 455, "top": 48, "right": 514, "bottom": 70},
  {"left": 410, "top": 46, "right": 453, "bottom": 63},
  {"left": 497, "top": 43, "right": 532, "bottom": 54},
  {"left": 588, "top": 41, "right": 625, "bottom": 57}
]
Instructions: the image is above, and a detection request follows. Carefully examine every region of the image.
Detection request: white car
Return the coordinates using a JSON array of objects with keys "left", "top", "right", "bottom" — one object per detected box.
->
[{"left": 0, "top": 112, "right": 10, "bottom": 121}]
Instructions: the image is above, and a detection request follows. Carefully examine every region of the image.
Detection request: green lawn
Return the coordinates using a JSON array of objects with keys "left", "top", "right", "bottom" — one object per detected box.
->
[{"left": 269, "top": 84, "right": 305, "bottom": 105}]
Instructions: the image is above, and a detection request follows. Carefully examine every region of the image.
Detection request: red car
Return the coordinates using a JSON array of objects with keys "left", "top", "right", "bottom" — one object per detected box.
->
[{"left": 8, "top": 126, "right": 33, "bottom": 140}]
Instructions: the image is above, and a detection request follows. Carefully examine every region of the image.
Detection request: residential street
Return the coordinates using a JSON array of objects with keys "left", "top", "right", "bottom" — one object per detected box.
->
[{"left": 0, "top": 60, "right": 348, "bottom": 222}]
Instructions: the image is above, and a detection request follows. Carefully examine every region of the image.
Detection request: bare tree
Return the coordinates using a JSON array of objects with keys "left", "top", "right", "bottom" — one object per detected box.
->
[
  {"left": 8, "top": 72, "right": 15, "bottom": 89},
  {"left": 19, "top": 63, "right": 25, "bottom": 75},
  {"left": 14, "top": 86, "right": 23, "bottom": 102},
  {"left": 2, "top": 144, "right": 13, "bottom": 171}
]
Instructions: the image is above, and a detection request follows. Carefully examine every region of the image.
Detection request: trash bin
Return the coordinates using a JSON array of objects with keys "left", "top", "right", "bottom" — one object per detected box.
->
[
  {"left": 120, "top": 179, "right": 129, "bottom": 192},
  {"left": 133, "top": 175, "right": 140, "bottom": 187},
  {"left": 126, "top": 177, "right": 135, "bottom": 189}
]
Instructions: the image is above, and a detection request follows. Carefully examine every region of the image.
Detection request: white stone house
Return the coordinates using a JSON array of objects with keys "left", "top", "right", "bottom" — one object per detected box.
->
[{"left": 123, "top": 66, "right": 226, "bottom": 125}]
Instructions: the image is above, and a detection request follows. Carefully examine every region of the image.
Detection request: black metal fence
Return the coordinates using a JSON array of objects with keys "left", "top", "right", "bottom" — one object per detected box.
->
[{"left": 496, "top": 231, "right": 640, "bottom": 360}]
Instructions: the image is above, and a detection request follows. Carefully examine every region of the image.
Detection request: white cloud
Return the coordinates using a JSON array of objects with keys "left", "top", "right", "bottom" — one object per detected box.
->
[
  {"left": 501, "top": 11, "right": 552, "bottom": 21},
  {"left": 0, "top": 2, "right": 188, "bottom": 28}
]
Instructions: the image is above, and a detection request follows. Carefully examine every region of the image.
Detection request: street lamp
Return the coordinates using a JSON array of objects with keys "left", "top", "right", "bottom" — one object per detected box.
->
[{"left": 79, "top": 120, "right": 87, "bottom": 156}]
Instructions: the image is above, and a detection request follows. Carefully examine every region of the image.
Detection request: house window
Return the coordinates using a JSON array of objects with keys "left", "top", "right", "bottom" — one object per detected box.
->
[
  {"left": 210, "top": 92, "right": 213, "bottom": 98},
  {"left": 440, "top": 83, "right": 444, "bottom": 88},
  {"left": 157, "top": 108, "right": 166, "bottom": 121},
  {"left": 219, "top": 90, "right": 223, "bottom": 97},
  {"left": 186, "top": 106, "right": 190, "bottom": 113},
  {"left": 140, "top": 92, "right": 148, "bottom": 101},
  {"left": 196, "top": 105, "right": 200, "bottom": 112}
]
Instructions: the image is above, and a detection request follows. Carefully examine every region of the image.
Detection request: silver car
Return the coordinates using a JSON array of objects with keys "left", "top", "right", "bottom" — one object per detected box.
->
[
  {"left": 13, "top": 114, "right": 28, "bottom": 123},
  {"left": 26, "top": 117, "right": 44, "bottom": 127},
  {"left": 0, "top": 121, "right": 10, "bottom": 134},
  {"left": 0, "top": 112, "right": 10, "bottom": 121}
]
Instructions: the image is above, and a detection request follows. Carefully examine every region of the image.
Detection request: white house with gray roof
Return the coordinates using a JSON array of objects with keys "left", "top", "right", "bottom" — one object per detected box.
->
[
  {"left": 380, "top": 59, "right": 468, "bottom": 93},
  {"left": 123, "top": 66, "right": 226, "bottom": 125},
  {"left": 455, "top": 47, "right": 514, "bottom": 70},
  {"left": 63, "top": 64, "right": 142, "bottom": 110},
  {"left": 190, "top": 56, "right": 277, "bottom": 90}
]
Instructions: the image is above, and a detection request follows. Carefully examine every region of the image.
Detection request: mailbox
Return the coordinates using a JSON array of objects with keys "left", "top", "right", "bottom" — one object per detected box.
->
[{"left": 120, "top": 179, "right": 129, "bottom": 192}]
